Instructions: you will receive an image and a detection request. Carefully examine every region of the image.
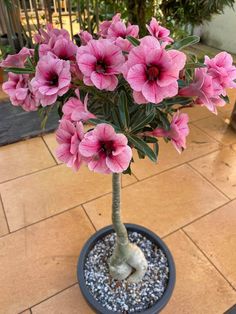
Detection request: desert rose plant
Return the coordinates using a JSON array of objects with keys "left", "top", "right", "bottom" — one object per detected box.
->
[{"left": 1, "top": 14, "right": 236, "bottom": 283}]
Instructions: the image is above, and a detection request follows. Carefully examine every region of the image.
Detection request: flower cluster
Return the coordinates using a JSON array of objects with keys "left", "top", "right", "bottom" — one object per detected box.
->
[
  {"left": 179, "top": 52, "right": 236, "bottom": 113},
  {"left": 1, "top": 14, "right": 235, "bottom": 174}
]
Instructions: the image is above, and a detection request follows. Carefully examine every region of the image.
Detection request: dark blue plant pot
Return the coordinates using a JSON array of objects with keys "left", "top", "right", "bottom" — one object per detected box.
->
[{"left": 77, "top": 224, "right": 176, "bottom": 314}]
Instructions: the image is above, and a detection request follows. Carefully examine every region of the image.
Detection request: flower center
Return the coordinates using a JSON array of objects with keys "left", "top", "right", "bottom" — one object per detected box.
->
[
  {"left": 147, "top": 66, "right": 160, "bottom": 81},
  {"left": 96, "top": 60, "right": 106, "bottom": 73},
  {"left": 100, "top": 140, "right": 114, "bottom": 155},
  {"left": 49, "top": 73, "right": 59, "bottom": 86}
]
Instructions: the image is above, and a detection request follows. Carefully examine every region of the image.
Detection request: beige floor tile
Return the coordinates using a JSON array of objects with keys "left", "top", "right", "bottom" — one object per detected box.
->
[
  {"left": 182, "top": 105, "right": 211, "bottom": 122},
  {"left": 0, "top": 199, "right": 8, "bottom": 237},
  {"left": 32, "top": 284, "right": 94, "bottom": 314},
  {"left": 0, "top": 137, "right": 56, "bottom": 183},
  {"left": 162, "top": 231, "right": 236, "bottom": 314},
  {"left": 232, "top": 143, "right": 236, "bottom": 152},
  {"left": 84, "top": 165, "right": 228, "bottom": 236},
  {"left": 122, "top": 173, "right": 137, "bottom": 186},
  {"left": 43, "top": 132, "right": 60, "bottom": 163},
  {"left": 0, "top": 206, "right": 94, "bottom": 314},
  {"left": 193, "top": 115, "right": 236, "bottom": 145},
  {"left": 0, "top": 164, "right": 113, "bottom": 231},
  {"left": 184, "top": 200, "right": 236, "bottom": 289},
  {"left": 190, "top": 147, "right": 236, "bottom": 199},
  {"left": 132, "top": 124, "right": 220, "bottom": 180},
  {"left": 19, "top": 310, "right": 31, "bottom": 314}
]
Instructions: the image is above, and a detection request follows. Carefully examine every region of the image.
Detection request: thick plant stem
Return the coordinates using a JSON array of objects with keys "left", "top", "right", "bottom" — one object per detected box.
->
[{"left": 109, "top": 173, "right": 148, "bottom": 283}]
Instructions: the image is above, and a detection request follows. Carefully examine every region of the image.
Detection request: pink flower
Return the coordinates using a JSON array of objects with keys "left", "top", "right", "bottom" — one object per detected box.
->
[
  {"left": 39, "top": 35, "right": 77, "bottom": 61},
  {"left": 79, "top": 123, "right": 132, "bottom": 174},
  {"left": 205, "top": 52, "right": 236, "bottom": 90},
  {"left": 2, "top": 73, "right": 39, "bottom": 111},
  {"left": 78, "top": 31, "right": 93, "bottom": 45},
  {"left": 76, "top": 39, "right": 125, "bottom": 91},
  {"left": 146, "top": 18, "right": 173, "bottom": 46},
  {"left": 62, "top": 89, "right": 95, "bottom": 122},
  {"left": 107, "top": 20, "right": 139, "bottom": 52},
  {"left": 99, "top": 13, "right": 121, "bottom": 37},
  {"left": 147, "top": 112, "right": 189, "bottom": 153},
  {"left": 179, "top": 68, "right": 225, "bottom": 114},
  {"left": 31, "top": 53, "right": 71, "bottom": 106},
  {"left": 34, "top": 24, "right": 70, "bottom": 44},
  {"left": 56, "top": 119, "right": 84, "bottom": 171},
  {"left": 0, "top": 47, "right": 33, "bottom": 68},
  {"left": 124, "top": 36, "right": 186, "bottom": 104}
]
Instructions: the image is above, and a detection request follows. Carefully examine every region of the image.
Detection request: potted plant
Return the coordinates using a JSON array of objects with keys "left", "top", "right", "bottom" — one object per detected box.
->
[{"left": 1, "top": 14, "right": 236, "bottom": 314}]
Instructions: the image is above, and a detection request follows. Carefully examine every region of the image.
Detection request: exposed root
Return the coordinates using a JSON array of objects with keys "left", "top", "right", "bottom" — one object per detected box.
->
[{"left": 109, "top": 243, "right": 148, "bottom": 283}]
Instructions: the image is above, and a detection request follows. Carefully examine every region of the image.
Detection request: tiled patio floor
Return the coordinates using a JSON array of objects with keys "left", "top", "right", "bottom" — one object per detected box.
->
[{"left": 0, "top": 91, "right": 236, "bottom": 314}]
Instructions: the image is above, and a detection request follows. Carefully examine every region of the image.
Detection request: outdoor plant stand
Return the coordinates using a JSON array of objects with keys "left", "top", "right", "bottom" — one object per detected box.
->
[{"left": 1, "top": 13, "right": 236, "bottom": 314}]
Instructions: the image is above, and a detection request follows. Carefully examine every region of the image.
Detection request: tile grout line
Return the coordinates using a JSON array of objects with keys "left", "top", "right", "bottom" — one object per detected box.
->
[
  {"left": 0, "top": 189, "right": 115, "bottom": 239},
  {"left": 41, "top": 135, "right": 59, "bottom": 165},
  {"left": 191, "top": 119, "right": 232, "bottom": 146},
  {"left": 0, "top": 164, "right": 59, "bottom": 185},
  {"left": 129, "top": 147, "right": 222, "bottom": 185},
  {"left": 0, "top": 192, "right": 10, "bottom": 234},
  {"left": 81, "top": 204, "right": 97, "bottom": 232},
  {"left": 27, "top": 282, "right": 78, "bottom": 312},
  {"left": 187, "top": 163, "right": 232, "bottom": 201},
  {"left": 181, "top": 229, "right": 236, "bottom": 292},
  {"left": 0, "top": 143, "right": 222, "bottom": 187},
  {"left": 0, "top": 149, "right": 227, "bottom": 239},
  {"left": 162, "top": 199, "right": 232, "bottom": 240}
]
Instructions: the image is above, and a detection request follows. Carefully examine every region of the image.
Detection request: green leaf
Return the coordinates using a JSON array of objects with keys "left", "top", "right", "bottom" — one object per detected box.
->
[
  {"left": 127, "top": 134, "right": 157, "bottom": 162},
  {"left": 26, "top": 57, "right": 34, "bottom": 69},
  {"left": 162, "top": 96, "right": 192, "bottom": 106},
  {"left": 111, "top": 107, "right": 123, "bottom": 129},
  {"left": 131, "top": 111, "right": 155, "bottom": 133},
  {"left": 144, "top": 136, "right": 158, "bottom": 144},
  {"left": 178, "top": 80, "right": 187, "bottom": 88},
  {"left": 4, "top": 67, "right": 35, "bottom": 74},
  {"left": 156, "top": 110, "right": 171, "bottom": 131},
  {"left": 185, "top": 62, "right": 206, "bottom": 69},
  {"left": 126, "top": 36, "right": 140, "bottom": 47},
  {"left": 88, "top": 118, "right": 119, "bottom": 131},
  {"left": 220, "top": 94, "right": 230, "bottom": 103},
  {"left": 137, "top": 150, "right": 145, "bottom": 159},
  {"left": 34, "top": 44, "right": 39, "bottom": 65},
  {"left": 123, "top": 164, "right": 132, "bottom": 175},
  {"left": 117, "top": 90, "right": 130, "bottom": 129},
  {"left": 172, "top": 35, "right": 200, "bottom": 50},
  {"left": 153, "top": 142, "right": 159, "bottom": 159}
]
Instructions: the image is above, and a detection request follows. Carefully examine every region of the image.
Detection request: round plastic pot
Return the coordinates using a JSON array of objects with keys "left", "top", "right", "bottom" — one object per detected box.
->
[{"left": 77, "top": 224, "right": 176, "bottom": 314}]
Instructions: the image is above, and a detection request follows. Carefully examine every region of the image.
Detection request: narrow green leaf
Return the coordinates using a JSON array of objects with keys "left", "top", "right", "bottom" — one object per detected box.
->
[
  {"left": 162, "top": 96, "right": 193, "bottom": 106},
  {"left": 153, "top": 142, "right": 159, "bottom": 159},
  {"left": 88, "top": 118, "right": 119, "bottom": 131},
  {"left": 137, "top": 150, "right": 145, "bottom": 159},
  {"left": 131, "top": 111, "right": 155, "bottom": 133},
  {"left": 127, "top": 134, "right": 157, "bottom": 162},
  {"left": 144, "top": 136, "right": 158, "bottom": 144},
  {"left": 117, "top": 90, "right": 130, "bottom": 129},
  {"left": 220, "top": 94, "right": 230, "bottom": 103},
  {"left": 156, "top": 110, "right": 171, "bottom": 131},
  {"left": 34, "top": 44, "right": 39, "bottom": 64},
  {"left": 185, "top": 62, "right": 207, "bottom": 69},
  {"left": 123, "top": 164, "right": 132, "bottom": 175},
  {"left": 172, "top": 35, "right": 200, "bottom": 50},
  {"left": 4, "top": 67, "right": 35, "bottom": 74},
  {"left": 26, "top": 57, "right": 35, "bottom": 69},
  {"left": 126, "top": 36, "right": 140, "bottom": 47}
]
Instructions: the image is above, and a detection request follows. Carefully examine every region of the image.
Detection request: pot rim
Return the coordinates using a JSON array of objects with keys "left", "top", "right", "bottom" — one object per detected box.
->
[{"left": 77, "top": 223, "right": 175, "bottom": 314}]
